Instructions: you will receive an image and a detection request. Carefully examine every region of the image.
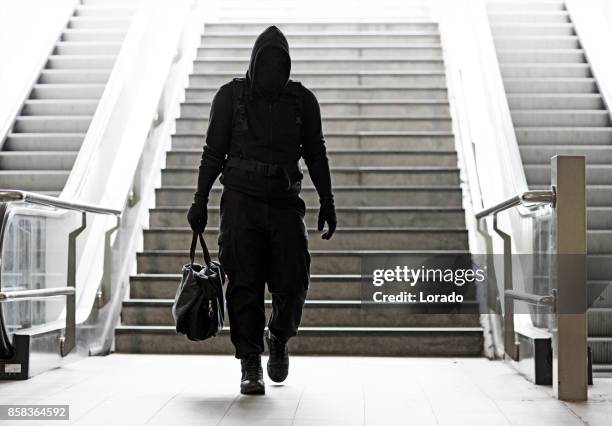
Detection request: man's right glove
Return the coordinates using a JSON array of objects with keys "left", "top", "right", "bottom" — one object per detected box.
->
[
  {"left": 187, "top": 198, "right": 208, "bottom": 234},
  {"left": 318, "top": 197, "right": 337, "bottom": 240}
]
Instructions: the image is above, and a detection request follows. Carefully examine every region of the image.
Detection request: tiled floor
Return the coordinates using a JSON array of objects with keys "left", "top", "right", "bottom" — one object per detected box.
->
[{"left": 0, "top": 354, "right": 610, "bottom": 425}]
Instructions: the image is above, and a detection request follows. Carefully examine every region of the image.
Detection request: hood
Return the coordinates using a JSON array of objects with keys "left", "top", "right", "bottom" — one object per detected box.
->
[{"left": 246, "top": 25, "right": 291, "bottom": 100}]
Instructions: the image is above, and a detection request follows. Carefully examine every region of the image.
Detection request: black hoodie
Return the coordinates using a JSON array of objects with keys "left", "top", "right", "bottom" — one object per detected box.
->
[{"left": 194, "top": 25, "right": 333, "bottom": 206}]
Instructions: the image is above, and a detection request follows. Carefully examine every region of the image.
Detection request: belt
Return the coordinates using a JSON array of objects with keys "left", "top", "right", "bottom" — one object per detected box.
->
[{"left": 225, "top": 156, "right": 288, "bottom": 178}]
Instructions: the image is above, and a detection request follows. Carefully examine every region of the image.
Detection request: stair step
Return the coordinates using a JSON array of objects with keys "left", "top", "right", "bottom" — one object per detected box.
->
[
  {"left": 0, "top": 170, "right": 69, "bottom": 191},
  {"left": 143, "top": 227, "right": 469, "bottom": 251},
  {"left": 493, "top": 36, "right": 580, "bottom": 49},
  {"left": 488, "top": 12, "right": 571, "bottom": 24},
  {"left": 161, "top": 166, "right": 461, "bottom": 186},
  {"left": 497, "top": 49, "right": 585, "bottom": 63},
  {"left": 503, "top": 78, "right": 596, "bottom": 93},
  {"left": 3, "top": 133, "right": 85, "bottom": 151},
  {"left": 490, "top": 23, "right": 575, "bottom": 37},
  {"left": 589, "top": 337, "right": 612, "bottom": 364},
  {"left": 54, "top": 41, "right": 122, "bottom": 55},
  {"left": 588, "top": 231, "right": 612, "bottom": 254},
  {"left": 180, "top": 99, "right": 451, "bottom": 117},
  {"left": 202, "top": 31, "right": 442, "bottom": 44},
  {"left": 185, "top": 86, "right": 448, "bottom": 101},
  {"left": 39, "top": 69, "right": 111, "bottom": 84},
  {"left": 196, "top": 45, "right": 443, "bottom": 59},
  {"left": 516, "top": 127, "right": 612, "bottom": 144},
  {"left": 152, "top": 205, "right": 466, "bottom": 229},
  {"left": 171, "top": 131, "right": 455, "bottom": 150},
  {"left": 587, "top": 255, "right": 612, "bottom": 280},
  {"left": 121, "top": 299, "right": 481, "bottom": 327},
  {"left": 30, "top": 83, "right": 105, "bottom": 99},
  {"left": 155, "top": 185, "right": 464, "bottom": 207},
  {"left": 166, "top": 149, "right": 458, "bottom": 168},
  {"left": 175, "top": 116, "right": 452, "bottom": 133},
  {"left": 520, "top": 146, "right": 612, "bottom": 165},
  {"left": 486, "top": 1, "right": 566, "bottom": 13},
  {"left": 511, "top": 110, "right": 610, "bottom": 127},
  {"left": 589, "top": 309, "right": 612, "bottom": 336},
  {"left": 194, "top": 58, "right": 445, "bottom": 72},
  {"left": 526, "top": 165, "right": 612, "bottom": 185},
  {"left": 507, "top": 94, "right": 602, "bottom": 109},
  {"left": 501, "top": 63, "right": 591, "bottom": 78},
  {"left": 115, "top": 325, "right": 483, "bottom": 356},
  {"left": 47, "top": 55, "right": 116, "bottom": 69},
  {"left": 68, "top": 17, "right": 133, "bottom": 30},
  {"left": 13, "top": 116, "right": 91, "bottom": 133},
  {"left": 129, "top": 274, "right": 363, "bottom": 300},
  {"left": 203, "top": 22, "right": 439, "bottom": 33},
  {"left": 22, "top": 100, "right": 99, "bottom": 115},
  {"left": 74, "top": 6, "right": 137, "bottom": 17},
  {"left": 137, "top": 250, "right": 470, "bottom": 275},
  {"left": 61, "top": 29, "right": 127, "bottom": 42},
  {"left": 0, "top": 152, "right": 77, "bottom": 170},
  {"left": 188, "top": 72, "right": 447, "bottom": 87},
  {"left": 588, "top": 208, "right": 612, "bottom": 230}
]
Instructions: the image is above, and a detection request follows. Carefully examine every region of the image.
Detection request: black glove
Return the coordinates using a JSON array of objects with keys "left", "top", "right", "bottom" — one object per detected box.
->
[
  {"left": 317, "top": 197, "right": 337, "bottom": 240},
  {"left": 187, "top": 197, "right": 207, "bottom": 234}
]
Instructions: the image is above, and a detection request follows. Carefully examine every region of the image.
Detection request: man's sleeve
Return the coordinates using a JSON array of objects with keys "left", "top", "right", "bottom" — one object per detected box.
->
[
  {"left": 194, "top": 83, "right": 233, "bottom": 203},
  {"left": 301, "top": 87, "right": 334, "bottom": 202}
]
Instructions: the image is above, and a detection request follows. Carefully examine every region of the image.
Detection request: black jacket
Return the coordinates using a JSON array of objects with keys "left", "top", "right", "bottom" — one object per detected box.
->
[{"left": 194, "top": 25, "right": 333, "bottom": 204}]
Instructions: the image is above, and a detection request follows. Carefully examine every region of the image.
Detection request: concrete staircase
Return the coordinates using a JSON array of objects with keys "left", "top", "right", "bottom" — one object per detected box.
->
[
  {"left": 115, "top": 19, "right": 484, "bottom": 356},
  {"left": 487, "top": 0, "right": 612, "bottom": 370},
  {"left": 0, "top": 0, "right": 136, "bottom": 195}
]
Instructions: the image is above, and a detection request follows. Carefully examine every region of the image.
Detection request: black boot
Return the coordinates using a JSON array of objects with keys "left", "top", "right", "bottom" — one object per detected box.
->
[
  {"left": 240, "top": 354, "right": 265, "bottom": 395},
  {"left": 266, "top": 331, "right": 289, "bottom": 383}
]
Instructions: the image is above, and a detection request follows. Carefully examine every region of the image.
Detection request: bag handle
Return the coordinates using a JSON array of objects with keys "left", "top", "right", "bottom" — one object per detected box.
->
[{"left": 190, "top": 232, "right": 212, "bottom": 267}]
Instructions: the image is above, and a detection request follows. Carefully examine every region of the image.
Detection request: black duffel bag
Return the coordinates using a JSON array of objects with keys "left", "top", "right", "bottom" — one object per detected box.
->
[{"left": 172, "top": 232, "right": 226, "bottom": 341}]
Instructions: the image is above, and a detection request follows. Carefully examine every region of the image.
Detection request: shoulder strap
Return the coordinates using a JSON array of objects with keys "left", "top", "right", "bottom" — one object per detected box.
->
[
  {"left": 231, "top": 78, "right": 249, "bottom": 132},
  {"left": 285, "top": 80, "right": 304, "bottom": 127}
]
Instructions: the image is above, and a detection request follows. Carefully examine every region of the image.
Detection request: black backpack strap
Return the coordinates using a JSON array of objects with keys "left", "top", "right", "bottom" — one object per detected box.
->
[
  {"left": 231, "top": 78, "right": 249, "bottom": 133},
  {"left": 286, "top": 80, "right": 304, "bottom": 127}
]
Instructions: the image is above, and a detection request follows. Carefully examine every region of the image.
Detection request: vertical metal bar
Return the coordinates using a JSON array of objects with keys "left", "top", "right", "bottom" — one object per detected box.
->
[
  {"left": 61, "top": 212, "right": 86, "bottom": 357},
  {"left": 551, "top": 155, "right": 587, "bottom": 401},
  {"left": 492, "top": 213, "right": 518, "bottom": 361},
  {"left": 98, "top": 216, "right": 120, "bottom": 307}
]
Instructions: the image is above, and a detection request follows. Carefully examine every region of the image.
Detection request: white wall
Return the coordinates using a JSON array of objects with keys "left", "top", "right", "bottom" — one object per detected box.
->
[{"left": 0, "top": 0, "right": 77, "bottom": 139}]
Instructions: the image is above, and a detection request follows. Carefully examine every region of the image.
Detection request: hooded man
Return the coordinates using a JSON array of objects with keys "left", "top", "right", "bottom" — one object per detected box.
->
[{"left": 187, "top": 26, "right": 336, "bottom": 395}]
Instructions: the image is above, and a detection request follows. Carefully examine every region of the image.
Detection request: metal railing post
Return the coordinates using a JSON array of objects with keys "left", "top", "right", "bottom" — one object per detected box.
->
[
  {"left": 98, "top": 216, "right": 121, "bottom": 307},
  {"left": 492, "top": 213, "right": 518, "bottom": 361},
  {"left": 551, "top": 155, "right": 588, "bottom": 401},
  {"left": 61, "top": 211, "right": 86, "bottom": 357}
]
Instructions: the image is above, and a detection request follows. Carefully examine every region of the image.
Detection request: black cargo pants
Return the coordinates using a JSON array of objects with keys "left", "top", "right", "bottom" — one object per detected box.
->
[{"left": 218, "top": 188, "right": 310, "bottom": 359}]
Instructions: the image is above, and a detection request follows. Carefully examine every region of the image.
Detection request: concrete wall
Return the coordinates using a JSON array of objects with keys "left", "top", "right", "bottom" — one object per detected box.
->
[{"left": 0, "top": 0, "right": 77, "bottom": 138}]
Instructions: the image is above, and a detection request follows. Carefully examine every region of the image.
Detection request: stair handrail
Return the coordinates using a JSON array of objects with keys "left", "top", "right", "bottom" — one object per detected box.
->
[{"left": 0, "top": 189, "right": 120, "bottom": 358}]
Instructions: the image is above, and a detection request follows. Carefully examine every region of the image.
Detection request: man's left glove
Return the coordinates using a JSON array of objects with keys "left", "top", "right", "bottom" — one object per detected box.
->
[
  {"left": 187, "top": 198, "right": 208, "bottom": 234},
  {"left": 318, "top": 197, "right": 337, "bottom": 240}
]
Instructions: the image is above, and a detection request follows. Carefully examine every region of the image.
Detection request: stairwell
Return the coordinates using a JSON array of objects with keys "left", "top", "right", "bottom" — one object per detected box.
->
[
  {"left": 115, "top": 18, "right": 484, "bottom": 356},
  {"left": 486, "top": 0, "right": 612, "bottom": 370},
  {"left": 0, "top": 0, "right": 137, "bottom": 195}
]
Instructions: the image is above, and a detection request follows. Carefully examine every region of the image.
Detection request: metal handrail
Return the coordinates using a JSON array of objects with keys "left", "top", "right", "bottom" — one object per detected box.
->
[
  {"left": 0, "top": 189, "right": 120, "bottom": 358},
  {"left": 475, "top": 189, "right": 556, "bottom": 220},
  {"left": 0, "top": 190, "right": 120, "bottom": 216},
  {"left": 0, "top": 288, "right": 75, "bottom": 301}
]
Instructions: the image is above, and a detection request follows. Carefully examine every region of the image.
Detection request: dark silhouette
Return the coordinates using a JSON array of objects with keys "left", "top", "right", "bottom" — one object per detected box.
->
[{"left": 187, "top": 25, "right": 336, "bottom": 395}]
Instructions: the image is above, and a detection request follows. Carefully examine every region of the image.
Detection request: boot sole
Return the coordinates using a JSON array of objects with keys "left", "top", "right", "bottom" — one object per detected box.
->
[{"left": 240, "top": 382, "right": 266, "bottom": 395}]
